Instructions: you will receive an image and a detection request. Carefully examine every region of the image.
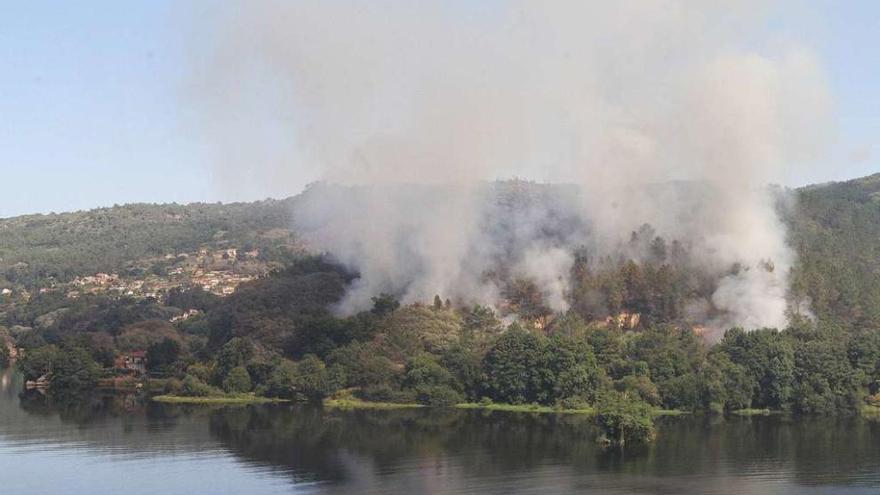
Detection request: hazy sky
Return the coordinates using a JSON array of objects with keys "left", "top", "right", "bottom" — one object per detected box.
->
[{"left": 1, "top": 1, "right": 878, "bottom": 218}]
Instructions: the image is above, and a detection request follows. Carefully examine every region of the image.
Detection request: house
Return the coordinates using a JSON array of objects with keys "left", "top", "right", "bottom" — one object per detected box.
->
[
  {"left": 114, "top": 351, "right": 148, "bottom": 374},
  {"left": 170, "top": 309, "right": 201, "bottom": 323},
  {"left": 25, "top": 374, "right": 50, "bottom": 390}
]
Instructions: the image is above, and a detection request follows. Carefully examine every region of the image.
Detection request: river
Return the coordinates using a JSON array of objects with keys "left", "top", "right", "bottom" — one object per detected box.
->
[{"left": 1, "top": 368, "right": 879, "bottom": 494}]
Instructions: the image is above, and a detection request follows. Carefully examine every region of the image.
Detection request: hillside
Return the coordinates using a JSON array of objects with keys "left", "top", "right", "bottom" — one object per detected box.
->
[
  {"left": 3, "top": 174, "right": 880, "bottom": 327},
  {"left": 0, "top": 199, "right": 299, "bottom": 288},
  {"left": 3, "top": 174, "right": 880, "bottom": 416},
  {"left": 789, "top": 173, "right": 880, "bottom": 328}
]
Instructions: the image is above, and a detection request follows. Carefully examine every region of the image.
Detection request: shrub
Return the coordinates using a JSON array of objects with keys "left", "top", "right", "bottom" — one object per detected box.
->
[
  {"left": 223, "top": 366, "right": 253, "bottom": 393},
  {"left": 164, "top": 378, "right": 183, "bottom": 395},
  {"left": 596, "top": 392, "right": 656, "bottom": 446},
  {"left": 186, "top": 363, "right": 212, "bottom": 383},
  {"left": 414, "top": 384, "right": 463, "bottom": 407},
  {"left": 181, "top": 374, "right": 217, "bottom": 397}
]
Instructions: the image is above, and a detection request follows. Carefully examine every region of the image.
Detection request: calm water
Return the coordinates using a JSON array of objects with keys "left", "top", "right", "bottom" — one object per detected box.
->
[{"left": 1, "top": 369, "right": 879, "bottom": 495}]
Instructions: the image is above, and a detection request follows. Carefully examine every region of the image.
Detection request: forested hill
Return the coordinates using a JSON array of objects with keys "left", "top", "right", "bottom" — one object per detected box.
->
[
  {"left": 5, "top": 174, "right": 880, "bottom": 417},
  {"left": 3, "top": 172, "right": 880, "bottom": 308},
  {"left": 0, "top": 199, "right": 298, "bottom": 287},
  {"left": 789, "top": 173, "right": 880, "bottom": 328}
]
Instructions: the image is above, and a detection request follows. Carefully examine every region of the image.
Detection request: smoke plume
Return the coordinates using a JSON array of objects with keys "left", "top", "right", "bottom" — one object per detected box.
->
[{"left": 193, "top": 1, "right": 832, "bottom": 332}]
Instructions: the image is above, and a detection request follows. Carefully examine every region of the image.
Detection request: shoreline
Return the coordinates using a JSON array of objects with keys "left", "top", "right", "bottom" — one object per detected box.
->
[{"left": 151, "top": 394, "right": 290, "bottom": 404}]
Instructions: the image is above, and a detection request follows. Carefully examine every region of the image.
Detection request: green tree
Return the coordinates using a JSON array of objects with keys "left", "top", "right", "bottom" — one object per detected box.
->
[
  {"left": 215, "top": 337, "right": 254, "bottom": 382},
  {"left": 294, "top": 354, "right": 330, "bottom": 401},
  {"left": 482, "top": 324, "right": 548, "bottom": 404},
  {"left": 146, "top": 338, "right": 182, "bottom": 372},
  {"left": 50, "top": 346, "right": 101, "bottom": 390},
  {"left": 403, "top": 353, "right": 463, "bottom": 406},
  {"left": 223, "top": 366, "right": 253, "bottom": 393},
  {"left": 596, "top": 391, "right": 656, "bottom": 446}
]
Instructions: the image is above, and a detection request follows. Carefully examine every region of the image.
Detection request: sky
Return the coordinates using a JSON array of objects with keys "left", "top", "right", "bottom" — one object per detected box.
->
[{"left": 0, "top": 1, "right": 878, "bottom": 218}]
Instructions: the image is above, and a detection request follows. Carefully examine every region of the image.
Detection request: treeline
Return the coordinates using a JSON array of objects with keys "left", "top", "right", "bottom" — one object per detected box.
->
[{"left": 9, "top": 256, "right": 880, "bottom": 417}]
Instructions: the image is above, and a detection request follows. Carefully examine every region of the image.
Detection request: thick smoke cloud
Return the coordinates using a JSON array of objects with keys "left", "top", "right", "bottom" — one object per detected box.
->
[{"left": 194, "top": 1, "right": 832, "bottom": 331}]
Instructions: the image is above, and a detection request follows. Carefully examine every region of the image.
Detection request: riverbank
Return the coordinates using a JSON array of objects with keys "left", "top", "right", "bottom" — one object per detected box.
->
[
  {"left": 730, "top": 408, "right": 779, "bottom": 416},
  {"left": 323, "top": 397, "right": 424, "bottom": 410},
  {"left": 455, "top": 402, "right": 595, "bottom": 414},
  {"left": 323, "top": 399, "right": 689, "bottom": 416},
  {"left": 152, "top": 394, "right": 289, "bottom": 404}
]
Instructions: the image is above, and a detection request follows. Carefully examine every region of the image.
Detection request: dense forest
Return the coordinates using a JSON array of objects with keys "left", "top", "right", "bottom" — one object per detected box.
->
[{"left": 4, "top": 174, "right": 880, "bottom": 439}]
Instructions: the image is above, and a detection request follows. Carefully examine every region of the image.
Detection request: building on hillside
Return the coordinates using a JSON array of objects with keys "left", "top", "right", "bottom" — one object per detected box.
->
[{"left": 114, "top": 351, "right": 148, "bottom": 374}]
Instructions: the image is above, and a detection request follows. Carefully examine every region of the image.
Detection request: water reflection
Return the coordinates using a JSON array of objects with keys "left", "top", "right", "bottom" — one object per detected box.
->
[{"left": 1, "top": 367, "right": 879, "bottom": 495}]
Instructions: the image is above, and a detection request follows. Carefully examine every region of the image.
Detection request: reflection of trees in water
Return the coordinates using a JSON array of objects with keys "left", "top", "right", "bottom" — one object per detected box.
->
[
  {"left": 5, "top": 382, "right": 879, "bottom": 492},
  {"left": 206, "top": 406, "right": 618, "bottom": 484},
  {"left": 207, "top": 407, "right": 880, "bottom": 490}
]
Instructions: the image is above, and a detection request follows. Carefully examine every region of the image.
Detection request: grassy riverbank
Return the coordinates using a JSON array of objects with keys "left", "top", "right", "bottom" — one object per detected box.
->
[
  {"left": 730, "top": 408, "right": 777, "bottom": 416},
  {"left": 862, "top": 404, "right": 880, "bottom": 418},
  {"left": 152, "top": 394, "right": 289, "bottom": 404},
  {"left": 323, "top": 397, "right": 424, "bottom": 410},
  {"left": 455, "top": 402, "right": 595, "bottom": 414},
  {"left": 325, "top": 399, "right": 689, "bottom": 416}
]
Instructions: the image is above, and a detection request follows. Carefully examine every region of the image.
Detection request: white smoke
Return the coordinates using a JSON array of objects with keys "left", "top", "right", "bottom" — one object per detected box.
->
[{"left": 192, "top": 1, "right": 832, "bottom": 331}]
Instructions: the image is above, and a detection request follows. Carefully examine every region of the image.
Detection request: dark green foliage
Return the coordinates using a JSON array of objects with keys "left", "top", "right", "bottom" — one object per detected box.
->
[
  {"left": 214, "top": 338, "right": 254, "bottom": 382},
  {"left": 17, "top": 344, "right": 100, "bottom": 390},
  {"left": 146, "top": 338, "right": 182, "bottom": 372},
  {"left": 294, "top": 354, "right": 331, "bottom": 401},
  {"left": 403, "top": 354, "right": 463, "bottom": 406},
  {"left": 440, "top": 344, "right": 483, "bottom": 401},
  {"left": 181, "top": 375, "right": 219, "bottom": 397},
  {"left": 715, "top": 328, "right": 794, "bottom": 410},
  {"left": 481, "top": 325, "right": 548, "bottom": 404},
  {"left": 545, "top": 334, "right": 603, "bottom": 403},
  {"left": 50, "top": 346, "right": 102, "bottom": 390},
  {"left": 263, "top": 360, "right": 298, "bottom": 399},
  {"left": 206, "top": 257, "right": 351, "bottom": 351},
  {"left": 370, "top": 293, "right": 400, "bottom": 316},
  {"left": 791, "top": 338, "right": 860, "bottom": 414},
  {"left": 624, "top": 326, "right": 704, "bottom": 410},
  {"left": 17, "top": 345, "right": 60, "bottom": 380},
  {"left": 596, "top": 391, "right": 656, "bottom": 446},
  {"left": 223, "top": 366, "right": 253, "bottom": 393}
]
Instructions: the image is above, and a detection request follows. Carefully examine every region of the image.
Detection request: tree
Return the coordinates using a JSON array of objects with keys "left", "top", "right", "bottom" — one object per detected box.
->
[
  {"left": 482, "top": 324, "right": 548, "bottom": 404},
  {"left": 146, "top": 338, "right": 182, "bottom": 372},
  {"left": 371, "top": 293, "right": 400, "bottom": 316},
  {"left": 404, "top": 353, "right": 463, "bottom": 406},
  {"left": 545, "top": 334, "right": 603, "bottom": 403},
  {"left": 263, "top": 359, "right": 298, "bottom": 399},
  {"left": 294, "top": 354, "right": 330, "bottom": 401},
  {"left": 596, "top": 391, "right": 656, "bottom": 446},
  {"left": 49, "top": 346, "right": 101, "bottom": 390},
  {"left": 223, "top": 366, "right": 253, "bottom": 393},
  {"left": 215, "top": 337, "right": 254, "bottom": 382},
  {"left": 17, "top": 345, "right": 60, "bottom": 380}
]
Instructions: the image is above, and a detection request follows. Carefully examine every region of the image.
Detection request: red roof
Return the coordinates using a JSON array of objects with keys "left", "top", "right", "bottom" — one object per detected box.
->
[{"left": 129, "top": 350, "right": 147, "bottom": 358}]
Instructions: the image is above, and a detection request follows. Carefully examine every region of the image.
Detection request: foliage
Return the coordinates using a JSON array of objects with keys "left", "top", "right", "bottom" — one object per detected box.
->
[
  {"left": 596, "top": 391, "right": 656, "bottom": 445},
  {"left": 223, "top": 366, "right": 253, "bottom": 393},
  {"left": 181, "top": 374, "right": 220, "bottom": 397},
  {"left": 0, "top": 199, "right": 298, "bottom": 288},
  {"left": 146, "top": 338, "right": 182, "bottom": 372}
]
